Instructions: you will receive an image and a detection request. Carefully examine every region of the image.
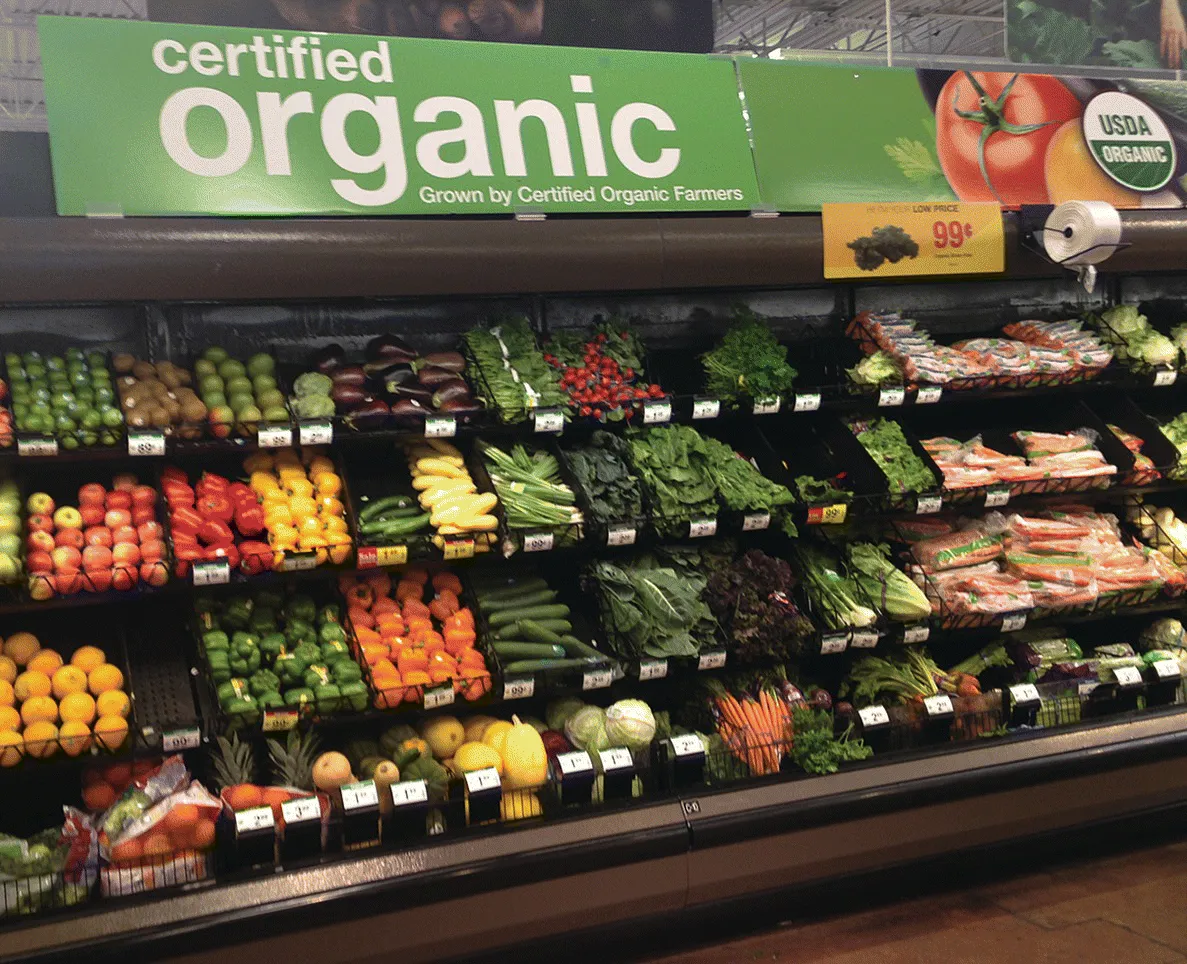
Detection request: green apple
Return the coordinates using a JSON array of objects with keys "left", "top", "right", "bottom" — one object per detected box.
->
[
  {"left": 0, "top": 515, "right": 20, "bottom": 538},
  {"left": 0, "top": 554, "right": 21, "bottom": 583},
  {"left": 0, "top": 533, "right": 21, "bottom": 557}
]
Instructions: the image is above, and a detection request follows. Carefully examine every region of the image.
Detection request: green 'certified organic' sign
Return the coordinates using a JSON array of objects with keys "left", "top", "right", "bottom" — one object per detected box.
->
[{"left": 38, "top": 15, "right": 758, "bottom": 217}]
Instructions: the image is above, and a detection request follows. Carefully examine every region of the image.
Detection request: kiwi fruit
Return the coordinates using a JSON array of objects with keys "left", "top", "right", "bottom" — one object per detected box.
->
[{"left": 112, "top": 353, "right": 135, "bottom": 374}]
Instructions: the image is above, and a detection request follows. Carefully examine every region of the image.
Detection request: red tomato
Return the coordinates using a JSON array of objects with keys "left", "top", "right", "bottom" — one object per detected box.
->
[{"left": 935, "top": 71, "right": 1081, "bottom": 207}]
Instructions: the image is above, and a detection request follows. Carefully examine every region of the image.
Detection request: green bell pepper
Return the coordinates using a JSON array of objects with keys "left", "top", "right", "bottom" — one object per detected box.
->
[
  {"left": 249, "top": 668, "right": 281, "bottom": 698},
  {"left": 285, "top": 595, "right": 317, "bottom": 624},
  {"left": 259, "top": 633, "right": 287, "bottom": 662},
  {"left": 202, "top": 630, "right": 230, "bottom": 653},
  {"left": 319, "top": 623, "right": 346, "bottom": 645}
]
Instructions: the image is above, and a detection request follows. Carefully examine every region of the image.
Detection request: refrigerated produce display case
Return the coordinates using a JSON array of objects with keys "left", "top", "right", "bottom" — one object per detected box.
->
[{"left": 6, "top": 211, "right": 1187, "bottom": 964}]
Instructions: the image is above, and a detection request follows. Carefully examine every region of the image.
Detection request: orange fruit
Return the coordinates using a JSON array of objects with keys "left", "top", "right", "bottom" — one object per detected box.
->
[
  {"left": 22, "top": 721, "right": 58, "bottom": 758},
  {"left": 225, "top": 784, "right": 263, "bottom": 811},
  {"left": 0, "top": 729, "right": 22, "bottom": 767},
  {"left": 52, "top": 665, "right": 89, "bottom": 700},
  {"left": 0, "top": 656, "right": 15, "bottom": 685},
  {"left": 190, "top": 819, "right": 216, "bottom": 850},
  {"left": 88, "top": 664, "right": 124, "bottom": 695},
  {"left": 0, "top": 679, "right": 12, "bottom": 708},
  {"left": 1045, "top": 119, "right": 1143, "bottom": 208},
  {"left": 20, "top": 696, "right": 58, "bottom": 726},
  {"left": 60, "top": 691, "right": 96, "bottom": 725},
  {"left": 141, "top": 832, "right": 174, "bottom": 858},
  {"left": 70, "top": 646, "right": 107, "bottom": 674},
  {"left": 110, "top": 837, "right": 143, "bottom": 864},
  {"left": 26, "top": 649, "right": 63, "bottom": 677},
  {"left": 3, "top": 632, "right": 40, "bottom": 667},
  {"left": 82, "top": 781, "right": 117, "bottom": 812},
  {"left": 96, "top": 690, "right": 130, "bottom": 719},
  {"left": 163, "top": 803, "right": 199, "bottom": 834},
  {"left": 93, "top": 714, "right": 128, "bottom": 750},
  {"left": 59, "top": 720, "right": 92, "bottom": 757},
  {"left": 0, "top": 706, "right": 19, "bottom": 732},
  {"left": 13, "top": 670, "right": 51, "bottom": 701}
]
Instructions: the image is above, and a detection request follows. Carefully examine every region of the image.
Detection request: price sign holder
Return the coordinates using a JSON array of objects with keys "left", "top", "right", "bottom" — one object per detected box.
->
[
  {"left": 691, "top": 396, "right": 721, "bottom": 420},
  {"left": 464, "top": 768, "right": 502, "bottom": 826},
  {"left": 599, "top": 747, "right": 637, "bottom": 802},
  {"left": 922, "top": 693, "right": 956, "bottom": 743},
  {"left": 1146, "top": 659, "right": 1183, "bottom": 707},
  {"left": 127, "top": 429, "right": 166, "bottom": 457},
  {"left": 533, "top": 408, "right": 565, "bottom": 434},
  {"left": 279, "top": 796, "right": 324, "bottom": 863},
  {"left": 665, "top": 734, "right": 706, "bottom": 790},
  {"left": 383, "top": 780, "right": 431, "bottom": 844},
  {"left": 643, "top": 399, "right": 672, "bottom": 425},
  {"left": 232, "top": 805, "right": 277, "bottom": 869},
  {"left": 340, "top": 780, "right": 381, "bottom": 849},
  {"left": 793, "top": 392, "right": 822, "bottom": 413},
  {"left": 856, "top": 704, "right": 893, "bottom": 753},
  {"left": 1006, "top": 683, "right": 1042, "bottom": 727},
  {"left": 553, "top": 751, "right": 596, "bottom": 807}
]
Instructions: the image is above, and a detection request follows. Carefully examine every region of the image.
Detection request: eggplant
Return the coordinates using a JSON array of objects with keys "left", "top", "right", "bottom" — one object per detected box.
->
[
  {"left": 438, "top": 397, "right": 483, "bottom": 416},
  {"left": 344, "top": 398, "right": 390, "bottom": 431},
  {"left": 366, "top": 333, "right": 417, "bottom": 364},
  {"left": 331, "top": 384, "right": 367, "bottom": 413},
  {"left": 365, "top": 360, "right": 414, "bottom": 381},
  {"left": 419, "top": 351, "right": 466, "bottom": 373},
  {"left": 431, "top": 378, "right": 472, "bottom": 408},
  {"left": 331, "top": 365, "right": 367, "bottom": 388},
  {"left": 417, "top": 365, "right": 457, "bottom": 388},
  {"left": 311, "top": 343, "right": 346, "bottom": 374},
  {"left": 388, "top": 382, "right": 434, "bottom": 405},
  {"left": 392, "top": 398, "right": 429, "bottom": 422}
]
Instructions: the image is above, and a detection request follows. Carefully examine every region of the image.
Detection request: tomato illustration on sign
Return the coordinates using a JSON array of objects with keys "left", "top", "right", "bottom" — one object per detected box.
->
[{"left": 936, "top": 72, "right": 1081, "bottom": 206}]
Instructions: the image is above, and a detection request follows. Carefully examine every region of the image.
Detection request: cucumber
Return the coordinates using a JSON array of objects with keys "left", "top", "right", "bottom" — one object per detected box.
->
[
  {"left": 362, "top": 513, "right": 431, "bottom": 536},
  {"left": 502, "top": 657, "right": 599, "bottom": 673},
  {"left": 475, "top": 578, "right": 550, "bottom": 603},
  {"left": 519, "top": 619, "right": 566, "bottom": 647},
  {"left": 359, "top": 495, "right": 415, "bottom": 522},
  {"left": 559, "top": 636, "right": 606, "bottom": 660},
  {"left": 491, "top": 641, "right": 567, "bottom": 660},
  {"left": 493, "top": 619, "right": 572, "bottom": 640},
  {"left": 488, "top": 604, "right": 571, "bottom": 628},
  {"left": 478, "top": 588, "right": 556, "bottom": 612}
]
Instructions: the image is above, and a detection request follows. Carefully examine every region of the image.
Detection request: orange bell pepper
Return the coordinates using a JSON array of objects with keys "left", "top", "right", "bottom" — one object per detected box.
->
[
  {"left": 375, "top": 613, "right": 406, "bottom": 636},
  {"left": 419, "top": 632, "right": 446, "bottom": 655},
  {"left": 402, "top": 599, "right": 431, "bottom": 620},
  {"left": 406, "top": 616, "right": 434, "bottom": 637},
  {"left": 447, "top": 609, "right": 474, "bottom": 630},
  {"left": 361, "top": 570, "right": 392, "bottom": 596},
  {"left": 458, "top": 648, "right": 487, "bottom": 671},
  {"left": 458, "top": 666, "right": 492, "bottom": 701},
  {"left": 347, "top": 606, "right": 375, "bottom": 630},
  {"left": 395, "top": 579, "right": 423, "bottom": 603},
  {"left": 444, "top": 628, "right": 477, "bottom": 656},
  {"left": 397, "top": 647, "right": 429, "bottom": 676},
  {"left": 374, "top": 687, "right": 404, "bottom": 709},
  {"left": 429, "top": 589, "right": 460, "bottom": 621},
  {"left": 360, "top": 642, "right": 388, "bottom": 666},
  {"left": 371, "top": 596, "right": 400, "bottom": 616},
  {"left": 432, "top": 571, "right": 463, "bottom": 595},
  {"left": 402, "top": 669, "right": 431, "bottom": 703},
  {"left": 404, "top": 568, "right": 430, "bottom": 585},
  {"left": 354, "top": 625, "right": 382, "bottom": 649},
  {"left": 346, "top": 583, "right": 375, "bottom": 610}
]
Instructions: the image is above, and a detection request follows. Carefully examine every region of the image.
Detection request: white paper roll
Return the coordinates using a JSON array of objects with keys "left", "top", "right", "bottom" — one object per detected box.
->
[{"left": 1043, "top": 201, "right": 1123, "bottom": 266}]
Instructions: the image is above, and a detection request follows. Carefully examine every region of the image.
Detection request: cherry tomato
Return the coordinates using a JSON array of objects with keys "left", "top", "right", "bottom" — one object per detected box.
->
[{"left": 935, "top": 71, "right": 1080, "bottom": 206}]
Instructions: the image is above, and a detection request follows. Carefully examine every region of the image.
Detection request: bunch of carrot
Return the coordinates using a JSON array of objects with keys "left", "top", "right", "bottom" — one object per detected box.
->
[{"left": 705, "top": 679, "right": 794, "bottom": 776}]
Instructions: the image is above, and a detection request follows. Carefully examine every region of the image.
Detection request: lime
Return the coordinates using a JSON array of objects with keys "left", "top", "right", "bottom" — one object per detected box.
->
[
  {"left": 194, "top": 359, "right": 216, "bottom": 379},
  {"left": 61, "top": 435, "right": 78, "bottom": 450},
  {"left": 55, "top": 414, "right": 77, "bottom": 434},
  {"left": 247, "top": 354, "right": 276, "bottom": 378},
  {"left": 218, "top": 360, "right": 246, "bottom": 381},
  {"left": 80, "top": 410, "right": 101, "bottom": 431},
  {"left": 78, "top": 430, "right": 98, "bottom": 447},
  {"left": 45, "top": 357, "right": 63, "bottom": 372},
  {"left": 86, "top": 352, "right": 105, "bottom": 369},
  {"left": 65, "top": 347, "right": 84, "bottom": 362},
  {"left": 93, "top": 387, "right": 113, "bottom": 406},
  {"left": 21, "top": 351, "right": 41, "bottom": 363},
  {"left": 99, "top": 407, "right": 124, "bottom": 429}
]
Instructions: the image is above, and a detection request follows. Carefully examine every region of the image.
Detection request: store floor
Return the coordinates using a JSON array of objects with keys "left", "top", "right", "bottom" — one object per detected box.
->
[{"left": 634, "top": 838, "right": 1187, "bottom": 964}]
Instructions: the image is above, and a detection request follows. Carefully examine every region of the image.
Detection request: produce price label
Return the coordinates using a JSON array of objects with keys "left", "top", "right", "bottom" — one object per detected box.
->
[
  {"left": 235, "top": 806, "right": 275, "bottom": 834},
  {"left": 820, "top": 633, "right": 849, "bottom": 655},
  {"left": 698, "top": 651, "right": 727, "bottom": 671},
  {"left": 670, "top": 734, "right": 705, "bottom": 758},
  {"left": 281, "top": 796, "right": 322, "bottom": 824},
  {"left": 639, "top": 659, "right": 668, "bottom": 681},
  {"left": 1155, "top": 368, "right": 1178, "bottom": 387},
  {"left": 688, "top": 518, "right": 717, "bottom": 539},
  {"left": 742, "top": 512, "right": 771, "bottom": 532},
  {"left": 257, "top": 424, "right": 293, "bottom": 448},
  {"left": 465, "top": 768, "right": 501, "bottom": 794},
  {"left": 924, "top": 694, "right": 954, "bottom": 717},
  {"left": 752, "top": 396, "right": 782, "bottom": 415},
  {"left": 1154, "top": 659, "right": 1182, "bottom": 679},
  {"left": 280, "top": 552, "right": 318, "bottom": 573},
  {"left": 262, "top": 708, "right": 299, "bottom": 732},
  {"left": 850, "top": 631, "right": 879, "bottom": 649},
  {"left": 794, "top": 393, "right": 822, "bottom": 413},
  {"left": 1078, "top": 681, "right": 1100, "bottom": 698},
  {"left": 692, "top": 397, "right": 721, "bottom": 420},
  {"left": 556, "top": 750, "right": 594, "bottom": 776},
  {"left": 192, "top": 560, "right": 230, "bottom": 587},
  {"left": 299, "top": 420, "right": 333, "bottom": 445},
  {"left": 533, "top": 409, "right": 564, "bottom": 434},
  {"left": 127, "top": 430, "right": 166, "bottom": 456},
  {"left": 424, "top": 415, "right": 457, "bottom": 438},
  {"left": 583, "top": 667, "right": 613, "bottom": 691},
  {"left": 522, "top": 531, "right": 555, "bottom": 553},
  {"left": 162, "top": 727, "right": 201, "bottom": 752},
  {"left": 858, "top": 705, "right": 890, "bottom": 728},
  {"left": 503, "top": 676, "right": 535, "bottom": 700},
  {"left": 390, "top": 780, "right": 429, "bottom": 807},
  {"left": 821, "top": 202, "right": 1005, "bottom": 279},
  {"left": 18, "top": 437, "right": 58, "bottom": 457},
  {"left": 643, "top": 400, "right": 672, "bottom": 425},
  {"left": 807, "top": 503, "right": 848, "bottom": 525},
  {"left": 600, "top": 748, "right": 634, "bottom": 771},
  {"left": 985, "top": 486, "right": 1010, "bottom": 509},
  {"left": 423, "top": 684, "right": 455, "bottom": 709},
  {"left": 340, "top": 781, "right": 379, "bottom": 811},
  {"left": 903, "top": 623, "right": 930, "bottom": 644},
  {"left": 1001, "top": 613, "right": 1028, "bottom": 632},
  {"left": 442, "top": 538, "right": 475, "bottom": 561},
  {"left": 357, "top": 545, "right": 409, "bottom": 569},
  {"left": 878, "top": 386, "right": 906, "bottom": 407},
  {"left": 606, "top": 525, "right": 637, "bottom": 547},
  {"left": 1010, "top": 683, "right": 1041, "bottom": 706},
  {"left": 1114, "top": 666, "right": 1143, "bottom": 687},
  {"left": 915, "top": 494, "right": 942, "bottom": 515},
  {"left": 916, "top": 385, "right": 943, "bottom": 405}
]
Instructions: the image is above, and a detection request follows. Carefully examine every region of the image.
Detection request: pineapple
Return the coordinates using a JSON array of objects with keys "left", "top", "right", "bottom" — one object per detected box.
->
[
  {"left": 211, "top": 732, "right": 256, "bottom": 790},
  {"left": 268, "top": 730, "right": 320, "bottom": 791}
]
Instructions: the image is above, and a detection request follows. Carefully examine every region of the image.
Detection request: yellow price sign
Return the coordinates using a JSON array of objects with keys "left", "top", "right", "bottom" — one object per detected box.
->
[
  {"left": 375, "top": 545, "right": 409, "bottom": 567},
  {"left": 822, "top": 202, "right": 1003, "bottom": 280},
  {"left": 443, "top": 538, "right": 475, "bottom": 561},
  {"left": 807, "top": 503, "right": 848, "bottom": 525}
]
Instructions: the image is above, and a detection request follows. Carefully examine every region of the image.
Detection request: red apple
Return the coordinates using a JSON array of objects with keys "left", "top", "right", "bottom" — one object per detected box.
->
[
  {"left": 84, "top": 526, "right": 113, "bottom": 548},
  {"left": 104, "top": 509, "right": 132, "bottom": 530},
  {"left": 111, "top": 565, "right": 137, "bottom": 591},
  {"left": 140, "top": 562, "right": 168, "bottom": 587},
  {"left": 78, "top": 483, "right": 106, "bottom": 507},
  {"left": 51, "top": 546, "right": 81, "bottom": 573},
  {"left": 26, "top": 551, "right": 53, "bottom": 574},
  {"left": 105, "top": 491, "right": 132, "bottom": 511},
  {"left": 131, "top": 486, "right": 158, "bottom": 508},
  {"left": 111, "top": 474, "right": 138, "bottom": 493},
  {"left": 140, "top": 539, "right": 165, "bottom": 564},
  {"left": 27, "top": 514, "right": 54, "bottom": 534},
  {"left": 52, "top": 506, "right": 83, "bottom": 531},
  {"left": 112, "top": 543, "right": 141, "bottom": 567},
  {"left": 54, "top": 528, "right": 84, "bottom": 550},
  {"left": 79, "top": 505, "right": 106, "bottom": 528},
  {"left": 84, "top": 567, "right": 113, "bottom": 593},
  {"left": 27, "top": 574, "right": 56, "bottom": 600},
  {"left": 82, "top": 545, "right": 113, "bottom": 570},
  {"left": 111, "top": 525, "right": 138, "bottom": 546},
  {"left": 137, "top": 521, "right": 164, "bottom": 543},
  {"left": 56, "top": 570, "right": 83, "bottom": 595},
  {"left": 26, "top": 530, "right": 55, "bottom": 554}
]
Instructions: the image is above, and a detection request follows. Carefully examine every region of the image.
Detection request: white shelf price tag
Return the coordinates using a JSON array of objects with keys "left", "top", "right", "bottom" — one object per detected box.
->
[
  {"left": 688, "top": 518, "right": 717, "bottom": 538},
  {"left": 858, "top": 705, "right": 890, "bottom": 728},
  {"left": 534, "top": 409, "right": 564, "bottom": 434},
  {"left": 503, "top": 676, "right": 535, "bottom": 700},
  {"left": 299, "top": 420, "right": 333, "bottom": 446},
  {"left": 1154, "top": 659, "right": 1182, "bottom": 680},
  {"left": 192, "top": 561, "right": 230, "bottom": 587},
  {"left": 692, "top": 398, "right": 721, "bottom": 420},
  {"left": 423, "top": 684, "right": 455, "bottom": 709},
  {"left": 424, "top": 415, "right": 457, "bottom": 438},
  {"left": 583, "top": 667, "right": 613, "bottom": 691},
  {"left": 916, "top": 385, "right": 943, "bottom": 405},
  {"left": 639, "top": 659, "right": 668, "bottom": 681},
  {"left": 916, "top": 494, "right": 942, "bottom": 514},
  {"left": 643, "top": 400, "right": 672, "bottom": 424},
  {"left": 18, "top": 437, "right": 58, "bottom": 457},
  {"left": 752, "top": 396, "right": 782, "bottom": 415},
  {"left": 903, "top": 623, "right": 930, "bottom": 644},
  {"left": 821, "top": 633, "right": 848, "bottom": 655},
  {"left": 1155, "top": 368, "right": 1178, "bottom": 387},
  {"left": 1114, "top": 665, "right": 1143, "bottom": 687},
  {"left": 606, "top": 525, "right": 636, "bottom": 547},
  {"left": 162, "top": 727, "right": 201, "bottom": 752},
  {"left": 670, "top": 734, "right": 705, "bottom": 758},
  {"left": 1010, "top": 684, "right": 1041, "bottom": 706},
  {"left": 390, "top": 781, "right": 429, "bottom": 807},
  {"left": 522, "top": 531, "right": 554, "bottom": 553},
  {"left": 924, "top": 694, "right": 954, "bottom": 717},
  {"left": 257, "top": 425, "right": 293, "bottom": 448},
  {"left": 281, "top": 796, "right": 322, "bottom": 825},
  {"left": 556, "top": 751, "right": 594, "bottom": 776},
  {"left": 465, "top": 768, "right": 501, "bottom": 794},
  {"left": 794, "top": 393, "right": 821, "bottom": 413},
  {"left": 127, "top": 430, "right": 166, "bottom": 457},
  {"left": 280, "top": 552, "right": 318, "bottom": 573},
  {"left": 698, "top": 651, "right": 727, "bottom": 671},
  {"left": 985, "top": 486, "right": 1010, "bottom": 508},
  {"left": 742, "top": 512, "right": 771, "bottom": 532},
  {"left": 878, "top": 386, "right": 906, "bottom": 407},
  {"left": 1001, "top": 613, "right": 1028, "bottom": 633},
  {"left": 600, "top": 748, "right": 634, "bottom": 771},
  {"left": 850, "top": 631, "right": 879, "bottom": 650},
  {"left": 341, "top": 781, "right": 379, "bottom": 811},
  {"left": 235, "top": 806, "right": 275, "bottom": 834}
]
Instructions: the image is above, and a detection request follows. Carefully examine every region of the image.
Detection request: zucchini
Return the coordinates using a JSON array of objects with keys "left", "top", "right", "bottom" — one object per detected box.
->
[
  {"left": 491, "top": 641, "right": 567, "bottom": 660},
  {"left": 502, "top": 657, "right": 599, "bottom": 673},
  {"left": 477, "top": 587, "right": 556, "bottom": 612},
  {"left": 361, "top": 513, "right": 432, "bottom": 536},
  {"left": 475, "top": 577, "right": 549, "bottom": 601},
  {"left": 559, "top": 636, "right": 607, "bottom": 661},
  {"left": 359, "top": 495, "right": 415, "bottom": 522},
  {"left": 518, "top": 619, "right": 566, "bottom": 647},
  {"left": 488, "top": 604, "right": 571, "bottom": 629},
  {"left": 493, "top": 619, "right": 572, "bottom": 640}
]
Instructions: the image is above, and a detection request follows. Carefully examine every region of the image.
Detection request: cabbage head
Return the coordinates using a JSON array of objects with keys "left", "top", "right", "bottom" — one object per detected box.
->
[
  {"left": 1102, "top": 305, "right": 1147, "bottom": 336},
  {"left": 546, "top": 697, "right": 585, "bottom": 733},
  {"left": 604, "top": 700, "right": 656, "bottom": 751},
  {"left": 1138, "top": 332, "right": 1177, "bottom": 367},
  {"left": 565, "top": 706, "right": 608, "bottom": 752},
  {"left": 293, "top": 372, "right": 333, "bottom": 398},
  {"left": 1140, "top": 618, "right": 1185, "bottom": 652}
]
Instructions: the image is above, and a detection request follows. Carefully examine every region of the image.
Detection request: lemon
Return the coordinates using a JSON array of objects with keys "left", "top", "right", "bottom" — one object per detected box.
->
[
  {"left": 70, "top": 646, "right": 107, "bottom": 674},
  {"left": 51, "top": 665, "right": 89, "bottom": 700},
  {"left": 88, "top": 664, "right": 124, "bottom": 696},
  {"left": 0, "top": 729, "right": 23, "bottom": 767},
  {"left": 96, "top": 690, "right": 130, "bottom": 719},
  {"left": 0, "top": 679, "right": 12, "bottom": 708},
  {"left": 22, "top": 721, "right": 58, "bottom": 759},
  {"left": 0, "top": 656, "right": 17, "bottom": 685},
  {"left": 59, "top": 721, "right": 91, "bottom": 757},
  {"left": 94, "top": 714, "right": 129, "bottom": 751},
  {"left": 20, "top": 695, "right": 58, "bottom": 726},
  {"left": 3, "top": 632, "right": 40, "bottom": 667},
  {"left": 59, "top": 691, "right": 96, "bottom": 725},
  {"left": 14, "top": 670, "right": 51, "bottom": 702},
  {"left": 26, "top": 649, "right": 63, "bottom": 677}
]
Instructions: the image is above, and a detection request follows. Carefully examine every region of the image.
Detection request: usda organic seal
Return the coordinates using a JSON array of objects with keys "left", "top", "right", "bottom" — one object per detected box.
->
[{"left": 1083, "top": 91, "right": 1176, "bottom": 191}]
